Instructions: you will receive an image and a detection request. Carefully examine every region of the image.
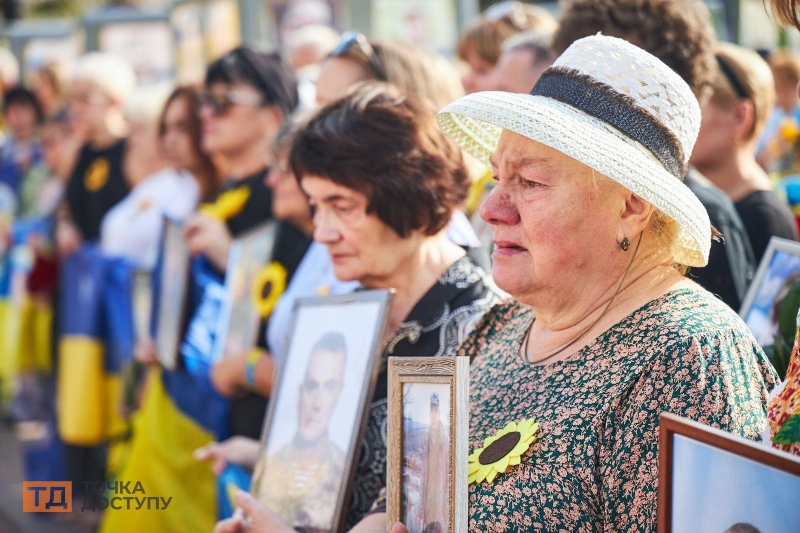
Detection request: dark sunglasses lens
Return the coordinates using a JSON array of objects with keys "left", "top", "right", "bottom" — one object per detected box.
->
[{"left": 200, "top": 93, "right": 230, "bottom": 115}]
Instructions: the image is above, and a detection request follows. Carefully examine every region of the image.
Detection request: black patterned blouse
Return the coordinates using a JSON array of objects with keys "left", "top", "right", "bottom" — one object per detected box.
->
[{"left": 345, "top": 255, "right": 503, "bottom": 527}]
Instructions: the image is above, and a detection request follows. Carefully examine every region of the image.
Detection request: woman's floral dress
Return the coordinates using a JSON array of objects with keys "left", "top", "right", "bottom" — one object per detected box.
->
[{"left": 460, "top": 288, "right": 779, "bottom": 532}]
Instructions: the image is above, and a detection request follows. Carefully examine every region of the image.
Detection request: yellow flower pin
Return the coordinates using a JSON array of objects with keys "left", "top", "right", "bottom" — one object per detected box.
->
[
  {"left": 469, "top": 417, "right": 539, "bottom": 484},
  {"left": 200, "top": 187, "right": 251, "bottom": 221},
  {"left": 251, "top": 261, "right": 287, "bottom": 318}
]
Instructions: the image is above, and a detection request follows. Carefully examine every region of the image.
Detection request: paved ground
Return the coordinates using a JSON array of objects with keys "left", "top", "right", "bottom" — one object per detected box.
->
[{"left": 0, "top": 421, "right": 86, "bottom": 533}]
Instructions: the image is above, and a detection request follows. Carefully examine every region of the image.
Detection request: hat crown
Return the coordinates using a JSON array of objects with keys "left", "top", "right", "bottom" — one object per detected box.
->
[{"left": 553, "top": 35, "right": 701, "bottom": 165}]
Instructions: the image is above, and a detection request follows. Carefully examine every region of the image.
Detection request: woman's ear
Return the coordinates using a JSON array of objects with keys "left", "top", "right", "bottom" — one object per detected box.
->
[
  {"left": 617, "top": 192, "right": 653, "bottom": 243},
  {"left": 733, "top": 99, "right": 756, "bottom": 143}
]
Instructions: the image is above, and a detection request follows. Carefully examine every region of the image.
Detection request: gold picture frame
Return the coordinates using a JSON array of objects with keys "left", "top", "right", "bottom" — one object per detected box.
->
[{"left": 387, "top": 356, "right": 469, "bottom": 533}]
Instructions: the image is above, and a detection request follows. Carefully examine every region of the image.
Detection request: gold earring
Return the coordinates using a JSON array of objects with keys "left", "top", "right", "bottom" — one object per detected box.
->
[{"left": 620, "top": 237, "right": 630, "bottom": 251}]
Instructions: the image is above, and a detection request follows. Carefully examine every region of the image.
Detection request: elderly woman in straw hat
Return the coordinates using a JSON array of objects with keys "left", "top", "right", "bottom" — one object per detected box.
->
[
  {"left": 357, "top": 34, "right": 782, "bottom": 533},
  {"left": 429, "top": 34, "right": 779, "bottom": 531}
]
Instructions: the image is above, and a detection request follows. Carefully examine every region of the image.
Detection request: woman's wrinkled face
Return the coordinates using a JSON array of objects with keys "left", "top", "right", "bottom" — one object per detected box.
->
[
  {"left": 461, "top": 50, "right": 496, "bottom": 94},
  {"left": 479, "top": 130, "right": 619, "bottom": 302},
  {"left": 315, "top": 57, "right": 369, "bottom": 107},
  {"left": 301, "top": 175, "right": 421, "bottom": 285}
]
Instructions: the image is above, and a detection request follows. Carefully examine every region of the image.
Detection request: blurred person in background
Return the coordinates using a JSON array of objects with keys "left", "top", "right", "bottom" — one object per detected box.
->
[
  {"left": 317, "top": 34, "right": 489, "bottom": 267},
  {"left": 100, "top": 86, "right": 217, "bottom": 269},
  {"left": 757, "top": 51, "right": 800, "bottom": 174},
  {"left": 489, "top": 30, "right": 556, "bottom": 94},
  {"left": 0, "top": 86, "right": 43, "bottom": 202},
  {"left": 458, "top": 0, "right": 558, "bottom": 94},
  {"left": 101, "top": 47, "right": 304, "bottom": 533},
  {"left": 553, "top": 0, "right": 756, "bottom": 312},
  {"left": 32, "top": 62, "right": 68, "bottom": 118},
  {"left": 0, "top": 47, "right": 19, "bottom": 95},
  {"left": 205, "top": 118, "right": 356, "bottom": 400},
  {"left": 284, "top": 24, "right": 340, "bottom": 109},
  {"left": 690, "top": 43, "right": 796, "bottom": 264},
  {"left": 57, "top": 52, "right": 136, "bottom": 257},
  {"left": 52, "top": 51, "right": 135, "bottom": 516}
]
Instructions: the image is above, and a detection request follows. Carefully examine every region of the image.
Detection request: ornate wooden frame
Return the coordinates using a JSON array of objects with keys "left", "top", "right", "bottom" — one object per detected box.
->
[{"left": 387, "top": 356, "right": 469, "bottom": 533}]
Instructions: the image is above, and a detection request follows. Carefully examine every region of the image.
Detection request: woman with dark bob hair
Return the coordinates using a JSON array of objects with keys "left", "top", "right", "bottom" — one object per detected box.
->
[{"left": 212, "top": 83, "right": 502, "bottom": 532}]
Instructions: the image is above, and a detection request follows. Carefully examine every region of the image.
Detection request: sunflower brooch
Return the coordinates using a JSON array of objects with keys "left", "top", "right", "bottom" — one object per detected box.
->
[
  {"left": 251, "top": 261, "right": 288, "bottom": 318},
  {"left": 469, "top": 418, "right": 539, "bottom": 484}
]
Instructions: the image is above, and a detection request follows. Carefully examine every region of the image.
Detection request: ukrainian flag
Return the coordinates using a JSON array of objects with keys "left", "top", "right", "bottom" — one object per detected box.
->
[
  {"left": 99, "top": 257, "right": 230, "bottom": 533},
  {"left": 0, "top": 219, "right": 54, "bottom": 403}
]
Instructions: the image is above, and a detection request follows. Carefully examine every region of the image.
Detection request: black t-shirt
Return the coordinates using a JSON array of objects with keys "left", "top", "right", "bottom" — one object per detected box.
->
[
  {"left": 65, "top": 139, "right": 129, "bottom": 241},
  {"left": 222, "top": 168, "right": 312, "bottom": 440},
  {"left": 735, "top": 190, "right": 798, "bottom": 265},
  {"left": 684, "top": 169, "right": 755, "bottom": 311}
]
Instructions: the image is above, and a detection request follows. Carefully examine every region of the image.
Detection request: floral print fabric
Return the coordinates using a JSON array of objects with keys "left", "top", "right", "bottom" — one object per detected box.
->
[{"left": 460, "top": 288, "right": 779, "bottom": 532}]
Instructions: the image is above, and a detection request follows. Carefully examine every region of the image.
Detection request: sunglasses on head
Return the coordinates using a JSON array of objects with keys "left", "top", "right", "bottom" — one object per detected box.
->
[
  {"left": 197, "top": 89, "right": 265, "bottom": 116},
  {"left": 484, "top": 1, "right": 530, "bottom": 31},
  {"left": 330, "top": 31, "right": 388, "bottom": 82}
]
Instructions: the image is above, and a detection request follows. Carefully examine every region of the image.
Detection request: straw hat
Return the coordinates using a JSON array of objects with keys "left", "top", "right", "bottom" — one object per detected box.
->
[{"left": 438, "top": 34, "right": 711, "bottom": 267}]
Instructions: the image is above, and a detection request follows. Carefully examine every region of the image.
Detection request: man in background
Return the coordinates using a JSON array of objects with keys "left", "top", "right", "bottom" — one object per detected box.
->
[
  {"left": 490, "top": 30, "right": 556, "bottom": 94},
  {"left": 553, "top": 0, "right": 756, "bottom": 311}
]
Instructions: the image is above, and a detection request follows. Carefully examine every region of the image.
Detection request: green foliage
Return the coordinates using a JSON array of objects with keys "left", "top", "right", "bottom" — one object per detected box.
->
[
  {"left": 763, "top": 277, "right": 800, "bottom": 381},
  {"left": 764, "top": 335, "right": 792, "bottom": 382},
  {"left": 773, "top": 413, "right": 800, "bottom": 445}
]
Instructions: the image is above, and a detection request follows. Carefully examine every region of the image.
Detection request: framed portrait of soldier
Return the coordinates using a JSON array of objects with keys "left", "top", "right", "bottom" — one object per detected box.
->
[
  {"left": 153, "top": 218, "right": 191, "bottom": 370},
  {"left": 213, "top": 221, "right": 277, "bottom": 361},
  {"left": 251, "top": 290, "right": 393, "bottom": 533},
  {"left": 387, "top": 356, "right": 469, "bottom": 533}
]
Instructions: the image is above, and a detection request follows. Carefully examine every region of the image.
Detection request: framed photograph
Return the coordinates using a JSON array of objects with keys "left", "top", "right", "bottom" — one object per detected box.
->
[
  {"left": 387, "top": 357, "right": 469, "bottom": 533},
  {"left": 154, "top": 218, "right": 191, "bottom": 370},
  {"left": 251, "top": 290, "right": 393, "bottom": 532},
  {"left": 658, "top": 413, "right": 800, "bottom": 533},
  {"left": 739, "top": 236, "right": 800, "bottom": 346},
  {"left": 212, "top": 221, "right": 278, "bottom": 361}
]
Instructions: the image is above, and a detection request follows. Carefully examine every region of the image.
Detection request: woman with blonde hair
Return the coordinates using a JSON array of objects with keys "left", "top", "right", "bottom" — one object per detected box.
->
[{"left": 690, "top": 43, "right": 796, "bottom": 263}]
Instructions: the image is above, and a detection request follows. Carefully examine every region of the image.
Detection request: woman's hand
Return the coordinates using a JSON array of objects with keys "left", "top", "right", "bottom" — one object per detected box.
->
[
  {"left": 194, "top": 436, "right": 261, "bottom": 475},
  {"left": 213, "top": 490, "right": 295, "bottom": 533},
  {"left": 56, "top": 219, "right": 82, "bottom": 258},
  {"left": 211, "top": 352, "right": 249, "bottom": 398},
  {"left": 134, "top": 338, "right": 158, "bottom": 366},
  {"left": 183, "top": 213, "right": 232, "bottom": 272},
  {"left": 390, "top": 524, "right": 410, "bottom": 533}
]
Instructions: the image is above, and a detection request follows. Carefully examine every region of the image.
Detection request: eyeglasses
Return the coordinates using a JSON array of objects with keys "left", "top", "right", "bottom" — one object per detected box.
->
[
  {"left": 330, "top": 31, "right": 388, "bottom": 82},
  {"left": 197, "top": 89, "right": 265, "bottom": 116},
  {"left": 484, "top": 1, "right": 530, "bottom": 31}
]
